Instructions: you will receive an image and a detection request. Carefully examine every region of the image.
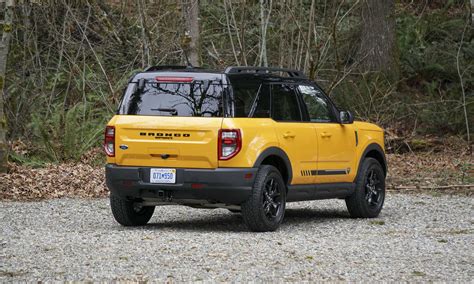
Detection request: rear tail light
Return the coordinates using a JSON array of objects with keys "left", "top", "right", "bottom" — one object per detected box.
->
[
  {"left": 104, "top": 126, "right": 115, "bottom": 157},
  {"left": 218, "top": 129, "right": 241, "bottom": 160}
]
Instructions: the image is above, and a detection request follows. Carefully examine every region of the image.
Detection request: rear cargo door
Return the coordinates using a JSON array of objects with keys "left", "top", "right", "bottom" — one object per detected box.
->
[
  {"left": 114, "top": 116, "right": 222, "bottom": 168},
  {"left": 114, "top": 74, "right": 224, "bottom": 169}
]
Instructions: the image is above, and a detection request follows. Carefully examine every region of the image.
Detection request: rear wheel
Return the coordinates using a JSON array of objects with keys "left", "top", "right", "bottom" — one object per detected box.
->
[
  {"left": 110, "top": 195, "right": 155, "bottom": 226},
  {"left": 345, "top": 158, "right": 385, "bottom": 218},
  {"left": 241, "top": 165, "right": 286, "bottom": 232}
]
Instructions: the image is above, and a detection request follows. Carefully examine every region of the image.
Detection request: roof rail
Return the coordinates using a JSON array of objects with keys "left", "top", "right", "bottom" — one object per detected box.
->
[
  {"left": 224, "top": 66, "right": 307, "bottom": 79},
  {"left": 144, "top": 65, "right": 203, "bottom": 72}
]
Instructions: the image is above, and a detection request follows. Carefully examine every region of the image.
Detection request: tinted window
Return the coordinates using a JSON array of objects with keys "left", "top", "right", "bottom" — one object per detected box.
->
[
  {"left": 272, "top": 84, "right": 301, "bottom": 121},
  {"left": 229, "top": 78, "right": 271, "bottom": 118},
  {"left": 119, "top": 81, "right": 223, "bottom": 117},
  {"left": 298, "top": 85, "right": 335, "bottom": 122}
]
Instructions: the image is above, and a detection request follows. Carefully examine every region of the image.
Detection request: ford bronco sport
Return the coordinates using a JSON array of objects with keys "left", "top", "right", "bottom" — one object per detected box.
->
[{"left": 105, "top": 66, "right": 387, "bottom": 232}]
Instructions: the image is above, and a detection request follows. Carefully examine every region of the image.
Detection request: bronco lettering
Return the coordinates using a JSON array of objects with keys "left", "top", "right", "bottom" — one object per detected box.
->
[{"left": 139, "top": 132, "right": 190, "bottom": 138}]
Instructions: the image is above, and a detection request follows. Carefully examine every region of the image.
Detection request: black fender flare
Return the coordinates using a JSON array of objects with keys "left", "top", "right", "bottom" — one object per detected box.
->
[
  {"left": 253, "top": 147, "right": 293, "bottom": 184},
  {"left": 354, "top": 143, "right": 387, "bottom": 182}
]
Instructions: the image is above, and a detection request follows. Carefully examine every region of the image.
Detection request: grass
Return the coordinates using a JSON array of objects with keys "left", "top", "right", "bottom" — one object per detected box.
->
[
  {"left": 412, "top": 271, "right": 426, "bottom": 277},
  {"left": 447, "top": 229, "right": 470, "bottom": 235},
  {"left": 0, "top": 270, "right": 27, "bottom": 277}
]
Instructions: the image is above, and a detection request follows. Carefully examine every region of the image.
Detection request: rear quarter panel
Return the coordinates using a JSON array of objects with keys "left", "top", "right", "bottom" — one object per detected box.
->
[{"left": 219, "top": 118, "right": 278, "bottom": 168}]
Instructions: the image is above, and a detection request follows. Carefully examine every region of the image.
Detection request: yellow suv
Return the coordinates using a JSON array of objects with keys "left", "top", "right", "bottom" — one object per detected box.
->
[{"left": 105, "top": 66, "right": 387, "bottom": 231}]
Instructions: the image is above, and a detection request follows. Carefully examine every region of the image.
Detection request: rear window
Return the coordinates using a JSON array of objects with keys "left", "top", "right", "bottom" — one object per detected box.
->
[{"left": 119, "top": 81, "right": 224, "bottom": 117}]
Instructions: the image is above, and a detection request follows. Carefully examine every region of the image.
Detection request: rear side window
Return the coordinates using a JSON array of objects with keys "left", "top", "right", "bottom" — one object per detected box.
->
[
  {"left": 271, "top": 84, "right": 302, "bottom": 121},
  {"left": 119, "top": 81, "right": 224, "bottom": 117},
  {"left": 228, "top": 77, "right": 271, "bottom": 118}
]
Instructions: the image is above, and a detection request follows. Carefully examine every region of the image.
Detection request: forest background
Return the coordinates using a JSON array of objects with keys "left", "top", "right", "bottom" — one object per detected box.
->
[{"left": 0, "top": 0, "right": 472, "bottom": 198}]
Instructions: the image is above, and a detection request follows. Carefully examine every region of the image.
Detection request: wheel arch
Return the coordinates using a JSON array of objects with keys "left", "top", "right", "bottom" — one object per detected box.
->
[
  {"left": 253, "top": 147, "right": 293, "bottom": 185},
  {"left": 355, "top": 143, "right": 387, "bottom": 181}
]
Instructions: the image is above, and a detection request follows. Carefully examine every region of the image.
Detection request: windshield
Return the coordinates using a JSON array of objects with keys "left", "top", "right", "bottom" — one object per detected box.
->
[{"left": 119, "top": 81, "right": 224, "bottom": 117}]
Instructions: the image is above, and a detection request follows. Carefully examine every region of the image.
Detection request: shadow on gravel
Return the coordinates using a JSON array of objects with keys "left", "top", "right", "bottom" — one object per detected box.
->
[
  {"left": 120, "top": 208, "right": 350, "bottom": 233},
  {"left": 146, "top": 214, "right": 248, "bottom": 232},
  {"left": 285, "top": 208, "right": 349, "bottom": 221}
]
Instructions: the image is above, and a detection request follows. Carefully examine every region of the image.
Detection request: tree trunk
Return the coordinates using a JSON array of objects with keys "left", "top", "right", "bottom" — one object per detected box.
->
[
  {"left": 258, "top": 0, "right": 272, "bottom": 67},
  {"left": 182, "top": 0, "right": 200, "bottom": 67},
  {"left": 137, "top": 0, "right": 150, "bottom": 68},
  {"left": 357, "top": 0, "right": 398, "bottom": 80},
  {"left": 0, "top": 0, "right": 14, "bottom": 172},
  {"left": 471, "top": 0, "right": 473, "bottom": 24}
]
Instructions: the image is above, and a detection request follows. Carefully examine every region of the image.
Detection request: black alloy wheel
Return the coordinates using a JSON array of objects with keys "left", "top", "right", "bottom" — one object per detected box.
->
[
  {"left": 365, "top": 169, "right": 383, "bottom": 208},
  {"left": 262, "top": 177, "right": 283, "bottom": 221},
  {"left": 345, "top": 157, "right": 385, "bottom": 218},
  {"left": 241, "top": 165, "right": 287, "bottom": 232}
]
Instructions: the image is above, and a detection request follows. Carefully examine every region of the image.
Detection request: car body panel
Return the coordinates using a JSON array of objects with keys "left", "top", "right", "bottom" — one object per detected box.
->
[{"left": 107, "top": 115, "right": 223, "bottom": 169}]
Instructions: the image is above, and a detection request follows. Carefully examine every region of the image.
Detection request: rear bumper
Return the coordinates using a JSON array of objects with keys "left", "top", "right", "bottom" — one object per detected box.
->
[{"left": 105, "top": 164, "right": 257, "bottom": 205}]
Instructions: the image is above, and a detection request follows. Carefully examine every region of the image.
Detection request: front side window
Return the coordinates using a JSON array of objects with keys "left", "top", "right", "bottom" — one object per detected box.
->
[
  {"left": 119, "top": 81, "right": 223, "bottom": 117},
  {"left": 271, "top": 84, "right": 302, "bottom": 122},
  {"left": 298, "top": 85, "right": 335, "bottom": 122}
]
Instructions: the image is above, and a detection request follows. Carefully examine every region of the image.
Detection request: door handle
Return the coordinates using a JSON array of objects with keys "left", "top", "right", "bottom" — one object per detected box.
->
[
  {"left": 320, "top": 132, "right": 332, "bottom": 138},
  {"left": 283, "top": 132, "right": 296, "bottom": 139}
]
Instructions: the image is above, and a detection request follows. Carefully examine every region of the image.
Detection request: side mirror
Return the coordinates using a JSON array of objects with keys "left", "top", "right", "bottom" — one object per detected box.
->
[{"left": 339, "top": 110, "right": 354, "bottom": 124}]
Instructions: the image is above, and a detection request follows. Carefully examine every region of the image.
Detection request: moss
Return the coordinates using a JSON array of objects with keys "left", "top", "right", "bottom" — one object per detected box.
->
[{"left": 3, "top": 24, "right": 12, "bottom": 33}]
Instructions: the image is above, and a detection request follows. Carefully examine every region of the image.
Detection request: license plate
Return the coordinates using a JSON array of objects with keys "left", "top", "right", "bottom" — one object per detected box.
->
[{"left": 150, "top": 168, "right": 176, "bottom": 184}]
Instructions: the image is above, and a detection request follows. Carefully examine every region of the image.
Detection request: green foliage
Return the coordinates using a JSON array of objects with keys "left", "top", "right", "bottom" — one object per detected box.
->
[
  {"left": 8, "top": 151, "right": 47, "bottom": 168},
  {"left": 3, "top": 1, "right": 473, "bottom": 166},
  {"left": 395, "top": 4, "right": 473, "bottom": 136},
  {"left": 29, "top": 103, "right": 107, "bottom": 162},
  {"left": 332, "top": 73, "right": 404, "bottom": 127}
]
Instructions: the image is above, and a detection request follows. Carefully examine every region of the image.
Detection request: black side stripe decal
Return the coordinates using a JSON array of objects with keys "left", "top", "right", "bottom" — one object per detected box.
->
[
  {"left": 317, "top": 170, "right": 348, "bottom": 175},
  {"left": 300, "top": 169, "right": 350, "bottom": 176}
]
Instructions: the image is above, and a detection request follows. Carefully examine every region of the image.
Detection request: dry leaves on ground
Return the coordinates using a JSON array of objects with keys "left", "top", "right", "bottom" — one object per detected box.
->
[
  {"left": 386, "top": 147, "right": 473, "bottom": 194},
  {"left": 0, "top": 144, "right": 472, "bottom": 201},
  {"left": 0, "top": 162, "right": 107, "bottom": 201}
]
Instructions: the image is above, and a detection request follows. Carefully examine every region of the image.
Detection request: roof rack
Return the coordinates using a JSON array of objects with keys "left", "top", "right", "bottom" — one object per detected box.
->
[
  {"left": 224, "top": 66, "right": 307, "bottom": 79},
  {"left": 144, "top": 65, "right": 204, "bottom": 72}
]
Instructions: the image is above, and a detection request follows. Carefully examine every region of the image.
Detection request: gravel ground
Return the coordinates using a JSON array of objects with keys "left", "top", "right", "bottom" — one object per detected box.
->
[{"left": 0, "top": 193, "right": 472, "bottom": 282}]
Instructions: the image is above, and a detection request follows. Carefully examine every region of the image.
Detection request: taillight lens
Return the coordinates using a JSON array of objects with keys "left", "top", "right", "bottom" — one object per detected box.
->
[
  {"left": 155, "top": 76, "right": 194, "bottom": 83},
  {"left": 104, "top": 126, "right": 115, "bottom": 157},
  {"left": 218, "top": 129, "right": 241, "bottom": 160}
]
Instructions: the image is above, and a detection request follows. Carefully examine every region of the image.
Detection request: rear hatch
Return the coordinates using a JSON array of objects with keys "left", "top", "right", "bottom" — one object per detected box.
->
[{"left": 113, "top": 72, "right": 225, "bottom": 169}]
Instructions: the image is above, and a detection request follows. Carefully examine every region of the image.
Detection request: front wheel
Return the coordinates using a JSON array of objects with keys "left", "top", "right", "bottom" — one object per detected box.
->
[
  {"left": 241, "top": 165, "right": 286, "bottom": 232},
  {"left": 110, "top": 195, "right": 155, "bottom": 226},
  {"left": 345, "top": 158, "right": 385, "bottom": 218}
]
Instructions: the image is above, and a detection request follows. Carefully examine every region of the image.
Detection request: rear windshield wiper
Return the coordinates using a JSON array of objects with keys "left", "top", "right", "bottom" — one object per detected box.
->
[{"left": 151, "top": 108, "right": 178, "bottom": 116}]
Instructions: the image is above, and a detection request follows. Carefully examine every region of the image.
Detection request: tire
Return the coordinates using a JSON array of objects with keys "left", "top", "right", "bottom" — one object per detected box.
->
[
  {"left": 110, "top": 195, "right": 155, "bottom": 226},
  {"left": 345, "top": 157, "right": 386, "bottom": 218},
  {"left": 241, "top": 165, "right": 286, "bottom": 232}
]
